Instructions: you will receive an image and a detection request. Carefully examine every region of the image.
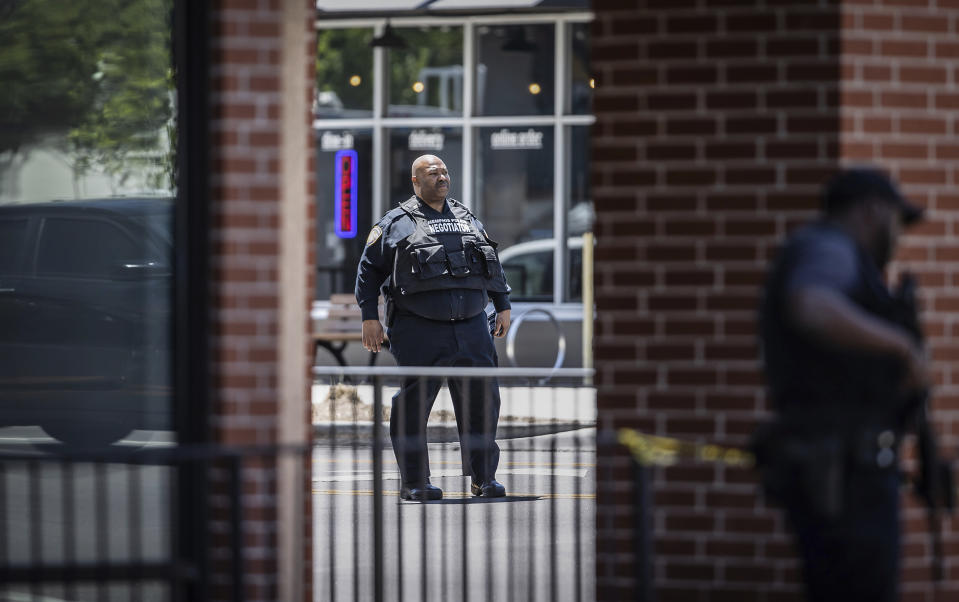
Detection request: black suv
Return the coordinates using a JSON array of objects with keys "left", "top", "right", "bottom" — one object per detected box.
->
[{"left": 0, "top": 198, "right": 173, "bottom": 445}]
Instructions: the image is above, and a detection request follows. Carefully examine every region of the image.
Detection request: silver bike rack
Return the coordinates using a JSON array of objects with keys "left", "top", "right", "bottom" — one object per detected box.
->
[{"left": 505, "top": 307, "right": 566, "bottom": 383}]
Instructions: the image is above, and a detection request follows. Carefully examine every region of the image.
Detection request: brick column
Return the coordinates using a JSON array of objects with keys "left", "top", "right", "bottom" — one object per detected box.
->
[
  {"left": 841, "top": 3, "right": 959, "bottom": 599},
  {"left": 593, "top": 0, "right": 959, "bottom": 600},
  {"left": 592, "top": 1, "right": 840, "bottom": 600},
  {"left": 208, "top": 0, "right": 314, "bottom": 600}
]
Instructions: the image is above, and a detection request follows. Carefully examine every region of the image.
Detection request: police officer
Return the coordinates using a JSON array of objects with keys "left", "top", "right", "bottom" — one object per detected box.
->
[
  {"left": 356, "top": 154, "right": 511, "bottom": 501},
  {"left": 757, "top": 167, "right": 930, "bottom": 601}
]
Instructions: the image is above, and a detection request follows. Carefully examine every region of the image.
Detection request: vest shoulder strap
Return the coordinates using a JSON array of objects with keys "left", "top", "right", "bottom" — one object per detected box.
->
[
  {"left": 447, "top": 198, "right": 475, "bottom": 220},
  {"left": 399, "top": 197, "right": 420, "bottom": 215}
]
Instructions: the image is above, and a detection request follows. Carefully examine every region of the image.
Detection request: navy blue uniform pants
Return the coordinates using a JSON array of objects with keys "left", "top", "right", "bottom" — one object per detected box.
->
[
  {"left": 784, "top": 469, "right": 901, "bottom": 602},
  {"left": 387, "top": 311, "right": 501, "bottom": 485}
]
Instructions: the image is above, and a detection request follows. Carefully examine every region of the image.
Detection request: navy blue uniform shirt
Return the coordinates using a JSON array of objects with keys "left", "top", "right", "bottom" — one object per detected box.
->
[{"left": 760, "top": 220, "right": 900, "bottom": 420}]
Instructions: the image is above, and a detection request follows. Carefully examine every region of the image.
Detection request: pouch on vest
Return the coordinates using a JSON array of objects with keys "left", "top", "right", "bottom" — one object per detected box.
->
[
  {"left": 447, "top": 248, "right": 470, "bottom": 278},
  {"left": 412, "top": 244, "right": 447, "bottom": 279},
  {"left": 478, "top": 244, "right": 499, "bottom": 278}
]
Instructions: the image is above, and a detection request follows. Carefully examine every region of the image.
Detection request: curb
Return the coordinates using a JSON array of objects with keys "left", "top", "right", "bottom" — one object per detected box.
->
[{"left": 312, "top": 421, "right": 593, "bottom": 445}]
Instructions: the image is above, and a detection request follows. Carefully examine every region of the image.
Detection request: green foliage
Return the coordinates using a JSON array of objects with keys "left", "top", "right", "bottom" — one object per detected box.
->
[
  {"left": 313, "top": 27, "right": 463, "bottom": 114},
  {"left": 315, "top": 29, "right": 372, "bottom": 113},
  {"left": 0, "top": 0, "right": 174, "bottom": 189},
  {"left": 388, "top": 28, "right": 462, "bottom": 111}
]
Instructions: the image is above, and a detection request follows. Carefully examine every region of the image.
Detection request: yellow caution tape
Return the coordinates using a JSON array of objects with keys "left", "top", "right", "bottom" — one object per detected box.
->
[{"left": 617, "top": 428, "right": 755, "bottom": 468}]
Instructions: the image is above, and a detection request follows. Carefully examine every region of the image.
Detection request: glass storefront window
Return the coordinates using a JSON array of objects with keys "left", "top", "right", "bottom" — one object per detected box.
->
[
  {"left": 388, "top": 26, "right": 464, "bottom": 117},
  {"left": 315, "top": 129, "right": 373, "bottom": 299},
  {"left": 477, "top": 126, "right": 554, "bottom": 301},
  {"left": 388, "top": 127, "right": 463, "bottom": 208},
  {"left": 0, "top": 2, "right": 177, "bottom": 588},
  {"left": 315, "top": 29, "right": 374, "bottom": 118},
  {"left": 0, "top": 0, "right": 175, "bottom": 447},
  {"left": 476, "top": 24, "right": 555, "bottom": 116},
  {"left": 313, "top": 16, "right": 593, "bottom": 308},
  {"left": 569, "top": 22, "right": 592, "bottom": 115}
]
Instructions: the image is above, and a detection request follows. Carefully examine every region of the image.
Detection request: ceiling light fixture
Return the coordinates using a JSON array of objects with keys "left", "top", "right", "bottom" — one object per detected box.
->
[
  {"left": 501, "top": 27, "right": 537, "bottom": 53},
  {"left": 370, "top": 21, "right": 407, "bottom": 49}
]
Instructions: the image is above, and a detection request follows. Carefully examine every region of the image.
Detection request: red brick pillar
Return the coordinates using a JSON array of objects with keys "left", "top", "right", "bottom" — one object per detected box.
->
[
  {"left": 841, "top": 3, "right": 959, "bottom": 599},
  {"left": 208, "top": 0, "right": 314, "bottom": 600},
  {"left": 591, "top": 1, "right": 839, "bottom": 600},
  {"left": 593, "top": 0, "right": 959, "bottom": 600}
]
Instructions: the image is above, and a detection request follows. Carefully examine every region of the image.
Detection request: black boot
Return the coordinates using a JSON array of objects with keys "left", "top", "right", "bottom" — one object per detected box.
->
[
  {"left": 399, "top": 480, "right": 443, "bottom": 501},
  {"left": 470, "top": 478, "right": 506, "bottom": 498}
]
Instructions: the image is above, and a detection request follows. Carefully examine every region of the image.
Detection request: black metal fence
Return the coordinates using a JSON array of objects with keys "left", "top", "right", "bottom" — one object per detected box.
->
[
  {"left": 312, "top": 366, "right": 595, "bottom": 602},
  {"left": 0, "top": 442, "right": 309, "bottom": 602}
]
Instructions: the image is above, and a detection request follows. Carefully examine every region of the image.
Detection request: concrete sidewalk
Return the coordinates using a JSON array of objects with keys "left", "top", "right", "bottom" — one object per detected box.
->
[{"left": 311, "top": 383, "right": 596, "bottom": 444}]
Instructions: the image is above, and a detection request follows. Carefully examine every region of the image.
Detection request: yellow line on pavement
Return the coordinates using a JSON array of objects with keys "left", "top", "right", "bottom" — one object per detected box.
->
[
  {"left": 316, "top": 458, "right": 595, "bottom": 468},
  {"left": 313, "top": 489, "right": 595, "bottom": 499}
]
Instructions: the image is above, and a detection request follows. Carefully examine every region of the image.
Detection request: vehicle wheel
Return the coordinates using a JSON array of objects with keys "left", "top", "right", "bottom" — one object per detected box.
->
[{"left": 41, "top": 421, "right": 134, "bottom": 448}]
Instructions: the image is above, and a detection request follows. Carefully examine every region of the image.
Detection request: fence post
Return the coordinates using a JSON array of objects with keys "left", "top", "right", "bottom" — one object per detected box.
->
[
  {"left": 633, "top": 460, "right": 655, "bottom": 602},
  {"left": 229, "top": 454, "right": 243, "bottom": 602},
  {"left": 372, "top": 376, "right": 384, "bottom": 602}
]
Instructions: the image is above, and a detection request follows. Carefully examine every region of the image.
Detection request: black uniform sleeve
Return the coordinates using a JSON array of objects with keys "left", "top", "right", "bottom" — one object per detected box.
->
[
  {"left": 489, "top": 291, "right": 511, "bottom": 312},
  {"left": 355, "top": 222, "right": 394, "bottom": 322},
  {"left": 473, "top": 216, "right": 511, "bottom": 311}
]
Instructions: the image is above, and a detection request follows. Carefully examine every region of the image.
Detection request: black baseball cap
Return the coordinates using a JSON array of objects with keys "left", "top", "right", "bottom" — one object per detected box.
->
[{"left": 822, "top": 167, "right": 924, "bottom": 225}]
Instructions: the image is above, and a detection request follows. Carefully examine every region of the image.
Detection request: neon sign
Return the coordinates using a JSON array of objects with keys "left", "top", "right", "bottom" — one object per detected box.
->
[{"left": 334, "top": 150, "right": 358, "bottom": 238}]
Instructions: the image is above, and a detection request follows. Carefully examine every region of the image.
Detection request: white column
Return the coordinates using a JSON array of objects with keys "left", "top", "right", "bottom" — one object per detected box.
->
[
  {"left": 462, "top": 21, "right": 475, "bottom": 209},
  {"left": 553, "top": 20, "right": 568, "bottom": 305},
  {"left": 372, "top": 21, "right": 387, "bottom": 218},
  {"left": 278, "top": 1, "right": 311, "bottom": 600}
]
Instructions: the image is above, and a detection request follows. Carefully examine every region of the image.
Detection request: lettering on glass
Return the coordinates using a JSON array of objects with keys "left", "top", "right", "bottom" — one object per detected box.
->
[
  {"left": 408, "top": 129, "right": 445, "bottom": 151},
  {"left": 489, "top": 128, "right": 544, "bottom": 150},
  {"left": 334, "top": 150, "right": 358, "bottom": 238},
  {"left": 321, "top": 131, "right": 354, "bottom": 151}
]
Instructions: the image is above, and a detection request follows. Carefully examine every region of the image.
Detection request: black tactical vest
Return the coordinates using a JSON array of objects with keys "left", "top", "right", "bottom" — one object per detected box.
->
[
  {"left": 760, "top": 223, "right": 903, "bottom": 429},
  {"left": 391, "top": 197, "right": 510, "bottom": 297}
]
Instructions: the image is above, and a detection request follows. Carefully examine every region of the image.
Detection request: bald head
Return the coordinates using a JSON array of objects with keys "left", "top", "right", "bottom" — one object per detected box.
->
[
  {"left": 411, "top": 154, "right": 442, "bottom": 177},
  {"left": 411, "top": 154, "right": 450, "bottom": 208}
]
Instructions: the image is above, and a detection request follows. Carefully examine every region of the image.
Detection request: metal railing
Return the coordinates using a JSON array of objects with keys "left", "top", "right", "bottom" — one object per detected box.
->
[
  {"left": 0, "top": 442, "right": 309, "bottom": 602},
  {"left": 312, "top": 365, "right": 595, "bottom": 602}
]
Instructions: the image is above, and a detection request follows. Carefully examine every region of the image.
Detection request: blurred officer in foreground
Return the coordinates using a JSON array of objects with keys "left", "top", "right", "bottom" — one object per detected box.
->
[
  {"left": 355, "top": 154, "right": 511, "bottom": 501},
  {"left": 756, "top": 167, "right": 933, "bottom": 601}
]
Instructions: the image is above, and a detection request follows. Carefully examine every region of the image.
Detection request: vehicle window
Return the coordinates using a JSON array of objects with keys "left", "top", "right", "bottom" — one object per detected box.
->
[
  {"left": 36, "top": 217, "right": 142, "bottom": 279},
  {"left": 132, "top": 212, "right": 173, "bottom": 245},
  {"left": 503, "top": 249, "right": 552, "bottom": 302},
  {"left": 0, "top": 218, "right": 29, "bottom": 275}
]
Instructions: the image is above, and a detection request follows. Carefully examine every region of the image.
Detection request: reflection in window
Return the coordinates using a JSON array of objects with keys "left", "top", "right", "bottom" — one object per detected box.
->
[
  {"left": 388, "top": 27, "right": 463, "bottom": 117},
  {"left": 567, "top": 126, "right": 593, "bottom": 301},
  {"left": 477, "top": 24, "right": 555, "bottom": 116},
  {"left": 477, "top": 125, "right": 554, "bottom": 297},
  {"left": 37, "top": 219, "right": 141, "bottom": 279},
  {"left": 315, "top": 28, "right": 374, "bottom": 118},
  {"left": 0, "top": 0, "right": 175, "bottom": 450},
  {"left": 388, "top": 128, "right": 463, "bottom": 207},
  {"left": 0, "top": 219, "right": 29, "bottom": 274},
  {"left": 315, "top": 129, "right": 373, "bottom": 299},
  {"left": 0, "top": 0, "right": 175, "bottom": 203},
  {"left": 569, "top": 22, "right": 592, "bottom": 115}
]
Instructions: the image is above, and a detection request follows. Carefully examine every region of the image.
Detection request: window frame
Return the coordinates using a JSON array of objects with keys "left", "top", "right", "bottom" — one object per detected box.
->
[{"left": 313, "top": 12, "right": 594, "bottom": 306}]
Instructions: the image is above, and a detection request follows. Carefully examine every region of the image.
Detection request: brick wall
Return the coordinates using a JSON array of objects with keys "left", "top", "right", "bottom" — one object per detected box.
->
[
  {"left": 208, "top": 0, "right": 314, "bottom": 600},
  {"left": 840, "top": 2, "right": 959, "bottom": 599},
  {"left": 591, "top": 0, "right": 959, "bottom": 600}
]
